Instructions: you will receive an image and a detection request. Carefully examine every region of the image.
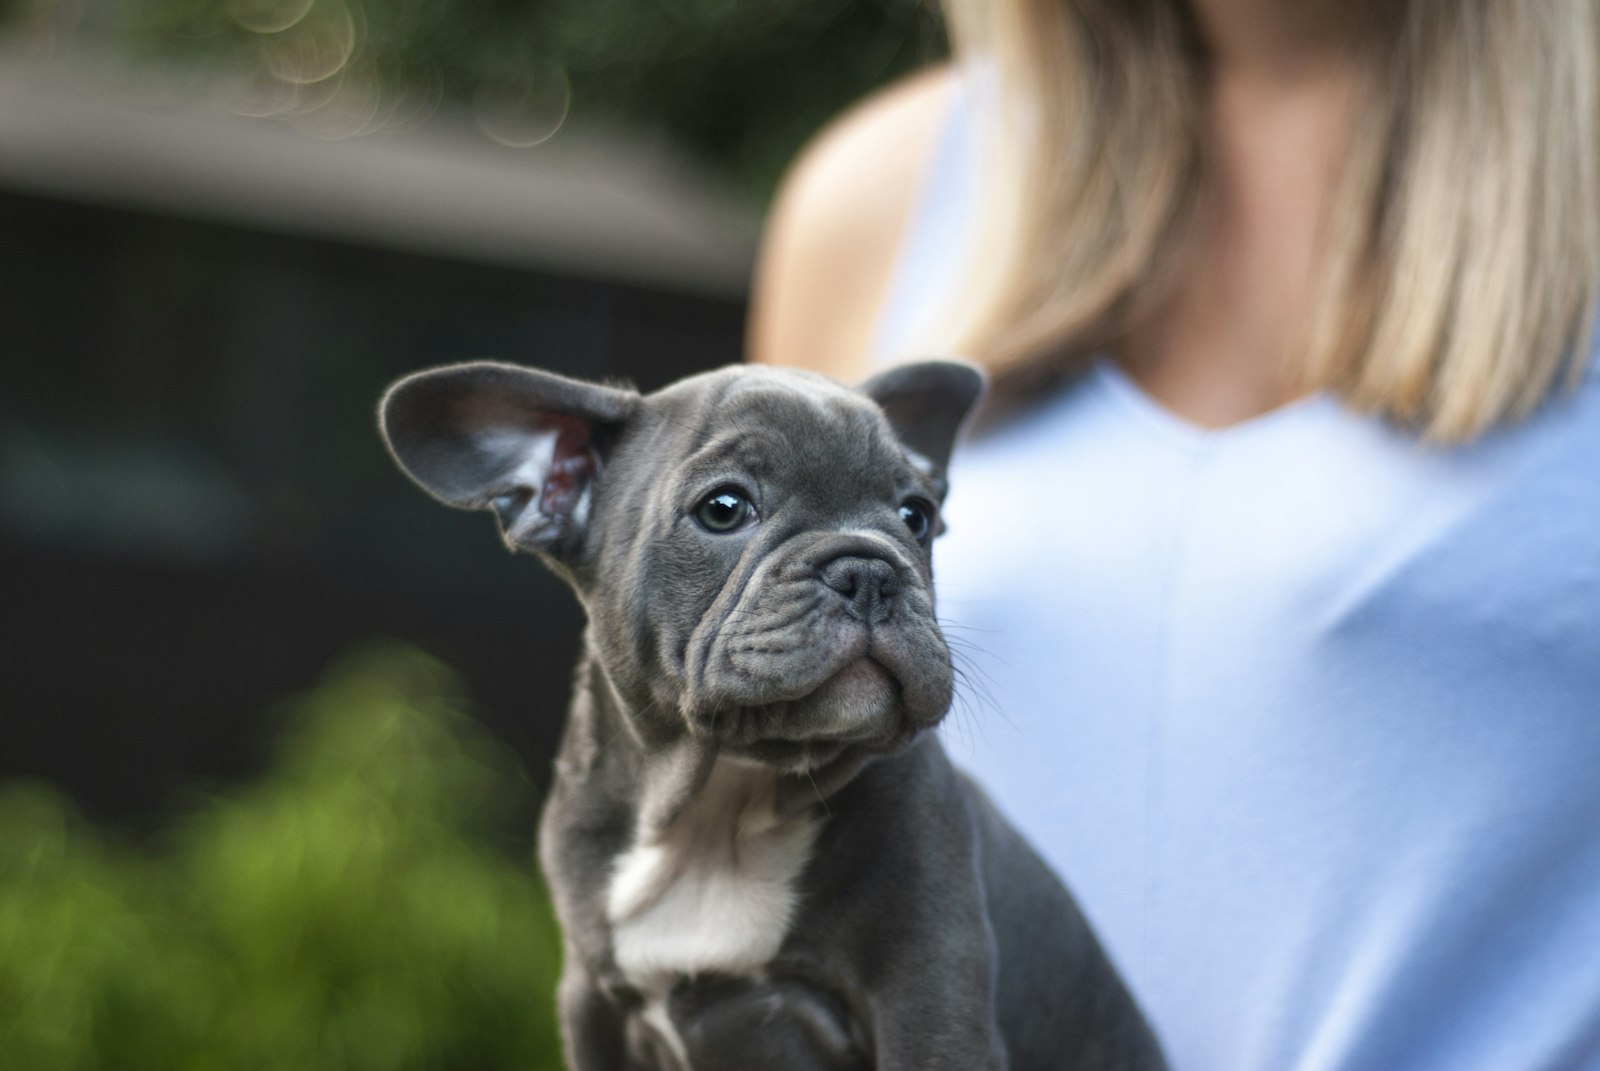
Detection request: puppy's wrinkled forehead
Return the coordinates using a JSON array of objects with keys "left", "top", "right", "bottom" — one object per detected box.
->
[{"left": 655, "top": 370, "right": 917, "bottom": 487}]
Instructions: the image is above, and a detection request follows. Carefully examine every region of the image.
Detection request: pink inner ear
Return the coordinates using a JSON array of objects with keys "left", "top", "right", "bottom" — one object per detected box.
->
[{"left": 540, "top": 419, "right": 598, "bottom": 520}]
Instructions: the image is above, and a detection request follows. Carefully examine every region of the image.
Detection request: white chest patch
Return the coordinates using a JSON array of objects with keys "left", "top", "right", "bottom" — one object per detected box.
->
[{"left": 606, "top": 758, "right": 820, "bottom": 995}]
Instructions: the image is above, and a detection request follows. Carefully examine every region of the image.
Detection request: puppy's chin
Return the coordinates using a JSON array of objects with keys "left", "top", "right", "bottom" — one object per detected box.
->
[
  {"left": 720, "top": 659, "right": 907, "bottom": 772},
  {"left": 794, "top": 659, "right": 902, "bottom": 734}
]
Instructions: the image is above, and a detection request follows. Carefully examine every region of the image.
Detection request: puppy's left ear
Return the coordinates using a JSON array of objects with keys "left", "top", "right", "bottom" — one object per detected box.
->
[
  {"left": 858, "top": 359, "right": 986, "bottom": 483},
  {"left": 378, "top": 361, "right": 639, "bottom": 556}
]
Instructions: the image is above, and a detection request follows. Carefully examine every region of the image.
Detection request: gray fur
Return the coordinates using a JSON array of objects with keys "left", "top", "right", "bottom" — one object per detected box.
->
[{"left": 378, "top": 360, "right": 1165, "bottom": 1070}]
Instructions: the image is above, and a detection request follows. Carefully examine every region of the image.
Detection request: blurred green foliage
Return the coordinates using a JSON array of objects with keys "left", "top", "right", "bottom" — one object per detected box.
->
[
  {"left": 0, "top": 645, "right": 565, "bottom": 1070},
  {"left": 7, "top": 0, "right": 947, "bottom": 199}
]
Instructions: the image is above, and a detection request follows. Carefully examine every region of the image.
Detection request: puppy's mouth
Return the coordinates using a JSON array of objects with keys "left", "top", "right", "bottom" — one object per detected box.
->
[
  {"left": 797, "top": 658, "right": 902, "bottom": 727},
  {"left": 712, "top": 658, "right": 909, "bottom": 771},
  {"left": 732, "top": 738, "right": 850, "bottom": 773}
]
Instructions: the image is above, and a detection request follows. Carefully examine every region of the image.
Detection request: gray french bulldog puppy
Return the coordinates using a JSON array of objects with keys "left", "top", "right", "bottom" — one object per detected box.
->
[{"left": 378, "top": 359, "right": 1164, "bottom": 1071}]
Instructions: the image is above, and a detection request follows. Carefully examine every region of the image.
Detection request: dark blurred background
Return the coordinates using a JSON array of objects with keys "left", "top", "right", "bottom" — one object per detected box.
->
[
  {"left": 0, "top": 4, "right": 946, "bottom": 1062},
  {"left": 0, "top": 0, "right": 947, "bottom": 827}
]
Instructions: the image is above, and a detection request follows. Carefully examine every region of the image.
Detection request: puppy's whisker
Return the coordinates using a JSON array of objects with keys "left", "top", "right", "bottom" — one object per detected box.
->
[
  {"left": 937, "top": 611, "right": 1003, "bottom": 631},
  {"left": 806, "top": 767, "right": 832, "bottom": 818},
  {"left": 949, "top": 653, "right": 1002, "bottom": 704},
  {"left": 593, "top": 694, "right": 669, "bottom": 761},
  {"left": 952, "top": 687, "right": 993, "bottom": 750},
  {"left": 944, "top": 636, "right": 1007, "bottom": 699},
  {"left": 948, "top": 673, "right": 988, "bottom": 735},
  {"left": 940, "top": 625, "right": 1011, "bottom": 669},
  {"left": 948, "top": 652, "right": 1011, "bottom": 736}
]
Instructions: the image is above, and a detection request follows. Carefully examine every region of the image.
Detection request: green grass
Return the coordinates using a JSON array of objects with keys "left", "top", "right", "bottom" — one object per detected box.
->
[{"left": 0, "top": 645, "right": 566, "bottom": 1070}]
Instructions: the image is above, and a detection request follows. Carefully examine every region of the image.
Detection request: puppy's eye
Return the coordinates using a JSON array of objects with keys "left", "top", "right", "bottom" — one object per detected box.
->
[
  {"left": 693, "top": 488, "right": 756, "bottom": 533},
  {"left": 899, "top": 499, "right": 935, "bottom": 545}
]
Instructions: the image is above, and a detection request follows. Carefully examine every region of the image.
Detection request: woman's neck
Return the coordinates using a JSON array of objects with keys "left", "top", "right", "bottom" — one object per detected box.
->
[
  {"left": 1188, "top": 0, "right": 1367, "bottom": 85},
  {"left": 1116, "top": 12, "right": 1366, "bottom": 429}
]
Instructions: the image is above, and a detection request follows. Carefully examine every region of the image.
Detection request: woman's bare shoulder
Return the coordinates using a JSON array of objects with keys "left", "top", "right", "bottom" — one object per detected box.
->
[{"left": 747, "top": 64, "right": 956, "bottom": 382}]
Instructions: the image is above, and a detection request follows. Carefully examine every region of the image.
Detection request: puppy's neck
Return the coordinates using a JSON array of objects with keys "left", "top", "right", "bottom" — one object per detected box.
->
[
  {"left": 557, "top": 653, "right": 713, "bottom": 834},
  {"left": 561, "top": 657, "right": 821, "bottom": 994},
  {"left": 604, "top": 752, "right": 821, "bottom": 997},
  {"left": 607, "top": 755, "right": 789, "bottom": 921},
  {"left": 564, "top": 648, "right": 886, "bottom": 836}
]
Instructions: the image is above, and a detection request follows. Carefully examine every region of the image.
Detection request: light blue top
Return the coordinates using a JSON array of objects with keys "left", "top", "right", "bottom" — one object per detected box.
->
[{"left": 879, "top": 86, "right": 1600, "bottom": 1070}]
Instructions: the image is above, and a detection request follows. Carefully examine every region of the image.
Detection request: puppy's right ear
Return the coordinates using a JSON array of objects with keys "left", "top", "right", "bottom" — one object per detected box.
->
[{"left": 378, "top": 361, "right": 639, "bottom": 556}]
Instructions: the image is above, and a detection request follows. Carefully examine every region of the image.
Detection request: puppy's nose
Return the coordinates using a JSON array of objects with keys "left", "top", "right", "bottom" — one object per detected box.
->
[{"left": 820, "top": 555, "right": 899, "bottom": 624}]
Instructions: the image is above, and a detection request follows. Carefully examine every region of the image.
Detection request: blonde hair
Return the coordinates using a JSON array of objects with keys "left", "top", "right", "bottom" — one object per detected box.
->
[{"left": 940, "top": 0, "right": 1600, "bottom": 441}]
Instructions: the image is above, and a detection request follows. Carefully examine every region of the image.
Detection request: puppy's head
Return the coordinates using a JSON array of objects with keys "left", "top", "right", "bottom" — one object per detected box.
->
[{"left": 379, "top": 361, "right": 982, "bottom": 772}]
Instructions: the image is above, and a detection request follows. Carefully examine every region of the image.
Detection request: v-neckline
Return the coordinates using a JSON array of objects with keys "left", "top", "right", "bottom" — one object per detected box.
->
[{"left": 1089, "top": 356, "right": 1337, "bottom": 454}]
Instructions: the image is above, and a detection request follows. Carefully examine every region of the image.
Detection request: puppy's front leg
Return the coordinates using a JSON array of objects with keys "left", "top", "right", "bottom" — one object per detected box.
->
[
  {"left": 806, "top": 741, "right": 1011, "bottom": 1071},
  {"left": 557, "top": 964, "right": 630, "bottom": 1071},
  {"left": 866, "top": 904, "right": 1009, "bottom": 1071}
]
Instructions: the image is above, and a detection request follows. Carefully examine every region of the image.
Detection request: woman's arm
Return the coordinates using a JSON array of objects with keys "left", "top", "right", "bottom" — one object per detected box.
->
[{"left": 747, "top": 65, "right": 955, "bottom": 381}]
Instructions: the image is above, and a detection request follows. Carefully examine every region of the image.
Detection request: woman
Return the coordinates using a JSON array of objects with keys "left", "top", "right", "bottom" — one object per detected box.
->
[{"left": 750, "top": 2, "right": 1600, "bottom": 1068}]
